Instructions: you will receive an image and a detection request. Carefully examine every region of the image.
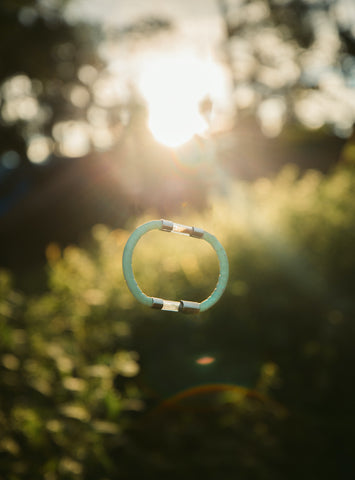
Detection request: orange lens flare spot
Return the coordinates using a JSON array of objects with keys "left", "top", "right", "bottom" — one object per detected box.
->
[{"left": 196, "top": 356, "right": 215, "bottom": 365}]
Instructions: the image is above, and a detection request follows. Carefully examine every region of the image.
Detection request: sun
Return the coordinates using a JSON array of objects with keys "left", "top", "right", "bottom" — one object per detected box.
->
[{"left": 138, "top": 52, "right": 225, "bottom": 148}]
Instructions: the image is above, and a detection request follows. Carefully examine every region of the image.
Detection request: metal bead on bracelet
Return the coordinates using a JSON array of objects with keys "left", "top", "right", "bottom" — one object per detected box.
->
[{"left": 122, "top": 219, "right": 229, "bottom": 314}]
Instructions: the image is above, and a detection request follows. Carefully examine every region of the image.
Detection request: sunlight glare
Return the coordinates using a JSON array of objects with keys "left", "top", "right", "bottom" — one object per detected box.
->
[{"left": 138, "top": 53, "right": 225, "bottom": 147}]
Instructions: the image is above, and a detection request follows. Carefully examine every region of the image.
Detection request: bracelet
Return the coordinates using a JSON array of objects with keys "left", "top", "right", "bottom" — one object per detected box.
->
[{"left": 122, "top": 219, "right": 229, "bottom": 313}]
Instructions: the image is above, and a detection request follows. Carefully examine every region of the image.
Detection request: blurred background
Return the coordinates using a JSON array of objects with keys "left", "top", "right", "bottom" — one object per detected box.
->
[{"left": 1, "top": 0, "right": 355, "bottom": 478}]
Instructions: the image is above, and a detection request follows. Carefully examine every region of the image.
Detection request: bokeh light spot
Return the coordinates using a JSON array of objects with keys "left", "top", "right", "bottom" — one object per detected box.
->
[
  {"left": 53, "top": 121, "right": 90, "bottom": 157},
  {"left": 27, "top": 136, "right": 53, "bottom": 164},
  {"left": 1, "top": 150, "right": 21, "bottom": 169}
]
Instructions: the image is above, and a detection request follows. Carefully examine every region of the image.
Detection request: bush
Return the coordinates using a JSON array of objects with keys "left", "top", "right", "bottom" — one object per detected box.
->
[{"left": 1, "top": 161, "right": 355, "bottom": 478}]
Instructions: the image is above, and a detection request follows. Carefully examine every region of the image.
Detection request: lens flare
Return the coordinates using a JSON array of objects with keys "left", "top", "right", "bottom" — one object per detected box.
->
[{"left": 196, "top": 356, "right": 216, "bottom": 365}]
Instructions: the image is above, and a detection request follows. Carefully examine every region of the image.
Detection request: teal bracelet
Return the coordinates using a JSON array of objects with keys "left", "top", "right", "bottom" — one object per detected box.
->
[{"left": 122, "top": 219, "right": 229, "bottom": 314}]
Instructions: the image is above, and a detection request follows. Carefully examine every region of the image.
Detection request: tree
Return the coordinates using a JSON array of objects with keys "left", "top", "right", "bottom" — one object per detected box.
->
[
  {"left": 217, "top": 0, "right": 355, "bottom": 138},
  {"left": 0, "top": 1, "right": 103, "bottom": 162}
]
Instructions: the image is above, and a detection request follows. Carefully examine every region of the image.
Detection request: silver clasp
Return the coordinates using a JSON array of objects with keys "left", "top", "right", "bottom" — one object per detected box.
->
[
  {"left": 161, "top": 219, "right": 204, "bottom": 239},
  {"left": 152, "top": 297, "right": 200, "bottom": 314}
]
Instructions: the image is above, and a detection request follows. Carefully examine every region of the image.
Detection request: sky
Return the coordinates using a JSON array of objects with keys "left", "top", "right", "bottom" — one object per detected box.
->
[{"left": 65, "top": 0, "right": 224, "bottom": 51}]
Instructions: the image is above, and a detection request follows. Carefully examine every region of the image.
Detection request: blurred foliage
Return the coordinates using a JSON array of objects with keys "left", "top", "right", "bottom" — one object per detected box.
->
[
  {"left": 218, "top": 0, "right": 355, "bottom": 137},
  {"left": 1, "top": 2, "right": 355, "bottom": 477},
  {"left": 1, "top": 0, "right": 354, "bottom": 168},
  {"left": 1, "top": 159, "right": 355, "bottom": 478},
  {"left": 0, "top": 0, "right": 173, "bottom": 166},
  {"left": 0, "top": 0, "right": 103, "bottom": 160}
]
